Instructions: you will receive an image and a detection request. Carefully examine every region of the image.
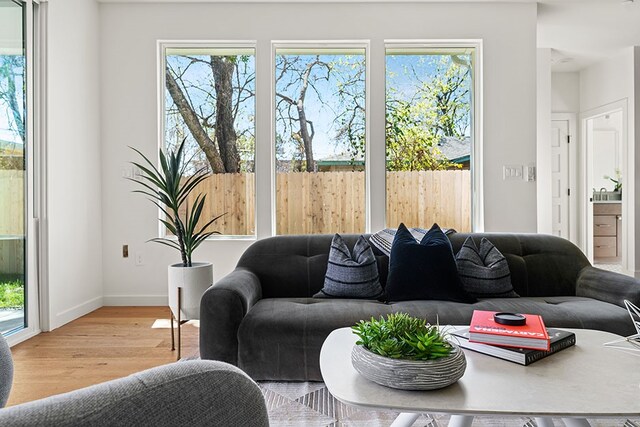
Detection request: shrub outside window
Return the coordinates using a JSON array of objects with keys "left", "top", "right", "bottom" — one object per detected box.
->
[{"left": 385, "top": 47, "right": 475, "bottom": 232}]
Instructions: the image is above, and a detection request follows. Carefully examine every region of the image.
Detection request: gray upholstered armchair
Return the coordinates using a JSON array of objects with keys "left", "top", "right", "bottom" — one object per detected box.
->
[{"left": 0, "top": 335, "right": 269, "bottom": 426}]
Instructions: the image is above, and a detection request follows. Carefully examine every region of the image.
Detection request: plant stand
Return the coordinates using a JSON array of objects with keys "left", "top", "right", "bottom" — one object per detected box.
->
[{"left": 169, "top": 287, "right": 189, "bottom": 361}]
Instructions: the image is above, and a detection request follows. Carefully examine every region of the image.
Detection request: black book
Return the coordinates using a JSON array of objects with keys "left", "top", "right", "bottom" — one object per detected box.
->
[{"left": 451, "top": 327, "right": 576, "bottom": 365}]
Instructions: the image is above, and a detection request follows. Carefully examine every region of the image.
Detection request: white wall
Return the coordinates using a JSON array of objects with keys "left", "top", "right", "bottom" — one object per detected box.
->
[
  {"left": 47, "top": 0, "right": 103, "bottom": 328},
  {"left": 99, "top": 2, "right": 538, "bottom": 304},
  {"left": 537, "top": 48, "right": 552, "bottom": 234},
  {"left": 580, "top": 50, "right": 634, "bottom": 112},
  {"left": 633, "top": 46, "right": 640, "bottom": 278},
  {"left": 579, "top": 48, "right": 637, "bottom": 276},
  {"left": 551, "top": 72, "right": 579, "bottom": 113}
]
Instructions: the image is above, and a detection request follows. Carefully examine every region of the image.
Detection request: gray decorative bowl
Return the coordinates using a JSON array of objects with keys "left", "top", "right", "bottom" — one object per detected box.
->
[{"left": 351, "top": 343, "right": 466, "bottom": 390}]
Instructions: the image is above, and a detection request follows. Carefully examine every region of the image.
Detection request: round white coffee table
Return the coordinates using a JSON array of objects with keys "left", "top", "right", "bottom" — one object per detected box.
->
[{"left": 320, "top": 327, "right": 640, "bottom": 427}]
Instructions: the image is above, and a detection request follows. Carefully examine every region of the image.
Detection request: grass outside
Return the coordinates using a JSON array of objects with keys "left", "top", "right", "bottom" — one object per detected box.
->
[{"left": 0, "top": 275, "right": 24, "bottom": 309}]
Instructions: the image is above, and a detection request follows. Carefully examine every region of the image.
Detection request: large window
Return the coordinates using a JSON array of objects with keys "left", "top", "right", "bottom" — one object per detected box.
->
[
  {"left": 274, "top": 47, "right": 366, "bottom": 235},
  {"left": 159, "top": 42, "right": 480, "bottom": 238},
  {"left": 163, "top": 46, "right": 256, "bottom": 236},
  {"left": 385, "top": 47, "right": 475, "bottom": 232}
]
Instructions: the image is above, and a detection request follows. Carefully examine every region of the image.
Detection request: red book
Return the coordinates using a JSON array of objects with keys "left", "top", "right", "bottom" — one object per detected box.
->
[{"left": 468, "top": 310, "right": 551, "bottom": 351}]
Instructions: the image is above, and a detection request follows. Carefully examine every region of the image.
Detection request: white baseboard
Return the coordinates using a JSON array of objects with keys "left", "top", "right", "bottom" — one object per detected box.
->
[
  {"left": 52, "top": 296, "right": 103, "bottom": 330},
  {"left": 103, "top": 295, "right": 168, "bottom": 306},
  {"left": 6, "top": 328, "right": 41, "bottom": 347}
]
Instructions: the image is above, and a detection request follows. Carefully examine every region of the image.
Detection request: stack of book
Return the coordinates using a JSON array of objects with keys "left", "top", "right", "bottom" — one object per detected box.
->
[{"left": 452, "top": 310, "right": 576, "bottom": 366}]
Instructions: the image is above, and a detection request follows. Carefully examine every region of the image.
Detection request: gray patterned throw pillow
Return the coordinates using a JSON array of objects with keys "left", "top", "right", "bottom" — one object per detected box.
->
[
  {"left": 314, "top": 234, "right": 383, "bottom": 299},
  {"left": 455, "top": 237, "right": 519, "bottom": 298}
]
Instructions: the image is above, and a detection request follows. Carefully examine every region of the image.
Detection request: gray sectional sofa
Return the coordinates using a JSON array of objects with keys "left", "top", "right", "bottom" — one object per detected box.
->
[{"left": 200, "top": 233, "right": 640, "bottom": 381}]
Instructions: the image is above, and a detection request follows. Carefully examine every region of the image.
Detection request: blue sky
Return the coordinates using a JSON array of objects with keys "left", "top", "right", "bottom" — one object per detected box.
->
[
  {"left": 274, "top": 53, "right": 365, "bottom": 161},
  {"left": 165, "top": 52, "right": 471, "bottom": 164},
  {"left": 0, "top": 56, "right": 25, "bottom": 146}
]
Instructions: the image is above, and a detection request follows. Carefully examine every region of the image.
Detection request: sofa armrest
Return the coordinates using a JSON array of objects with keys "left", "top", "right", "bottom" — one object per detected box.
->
[
  {"left": 0, "top": 361, "right": 268, "bottom": 427},
  {"left": 576, "top": 266, "right": 640, "bottom": 308},
  {"left": 200, "top": 267, "right": 262, "bottom": 364}
]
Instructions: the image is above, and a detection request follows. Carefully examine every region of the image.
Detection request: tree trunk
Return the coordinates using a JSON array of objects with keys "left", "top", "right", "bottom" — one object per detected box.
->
[
  {"left": 296, "top": 103, "right": 314, "bottom": 172},
  {"left": 165, "top": 69, "right": 226, "bottom": 173},
  {"left": 296, "top": 60, "right": 318, "bottom": 172},
  {"left": 211, "top": 57, "right": 240, "bottom": 173}
]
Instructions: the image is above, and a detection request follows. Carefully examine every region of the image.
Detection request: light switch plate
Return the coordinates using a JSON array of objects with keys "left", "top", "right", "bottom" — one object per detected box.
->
[{"left": 503, "top": 165, "right": 523, "bottom": 180}]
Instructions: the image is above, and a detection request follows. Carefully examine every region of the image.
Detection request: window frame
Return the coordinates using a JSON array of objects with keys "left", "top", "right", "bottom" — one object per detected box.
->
[
  {"left": 157, "top": 40, "right": 259, "bottom": 240},
  {"left": 4, "top": 0, "right": 42, "bottom": 345},
  {"left": 383, "top": 40, "right": 484, "bottom": 232},
  {"left": 270, "top": 40, "right": 372, "bottom": 235}
]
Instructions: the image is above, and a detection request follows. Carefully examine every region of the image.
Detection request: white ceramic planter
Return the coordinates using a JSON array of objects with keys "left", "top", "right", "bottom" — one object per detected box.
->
[{"left": 168, "top": 262, "right": 213, "bottom": 320}]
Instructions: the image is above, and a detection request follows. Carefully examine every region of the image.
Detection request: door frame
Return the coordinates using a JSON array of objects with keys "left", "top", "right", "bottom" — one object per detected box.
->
[
  {"left": 551, "top": 113, "right": 578, "bottom": 243},
  {"left": 4, "top": 0, "right": 43, "bottom": 346},
  {"left": 580, "top": 99, "right": 628, "bottom": 272}
]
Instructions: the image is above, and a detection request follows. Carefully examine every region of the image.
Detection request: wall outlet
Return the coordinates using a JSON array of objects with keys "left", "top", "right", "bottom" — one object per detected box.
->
[
  {"left": 525, "top": 164, "right": 536, "bottom": 182},
  {"left": 122, "top": 245, "right": 129, "bottom": 258},
  {"left": 135, "top": 252, "right": 144, "bottom": 266}
]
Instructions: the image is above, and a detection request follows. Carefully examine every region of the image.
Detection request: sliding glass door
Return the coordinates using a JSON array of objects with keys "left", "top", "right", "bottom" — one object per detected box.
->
[{"left": 0, "top": 0, "right": 28, "bottom": 336}]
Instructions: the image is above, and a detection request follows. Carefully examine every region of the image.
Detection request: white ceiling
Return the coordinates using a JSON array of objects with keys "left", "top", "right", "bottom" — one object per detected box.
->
[{"left": 538, "top": 0, "right": 640, "bottom": 72}]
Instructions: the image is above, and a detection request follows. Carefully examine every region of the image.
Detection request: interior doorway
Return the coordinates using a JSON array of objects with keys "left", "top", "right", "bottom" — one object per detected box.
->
[
  {"left": 583, "top": 106, "right": 625, "bottom": 271},
  {"left": 550, "top": 113, "right": 577, "bottom": 242}
]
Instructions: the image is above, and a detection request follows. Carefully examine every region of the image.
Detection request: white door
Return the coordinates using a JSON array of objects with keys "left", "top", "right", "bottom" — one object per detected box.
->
[{"left": 551, "top": 120, "right": 570, "bottom": 238}]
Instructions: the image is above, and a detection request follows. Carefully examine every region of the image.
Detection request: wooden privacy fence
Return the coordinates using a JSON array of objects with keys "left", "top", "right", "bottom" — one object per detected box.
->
[
  {"left": 0, "top": 170, "right": 24, "bottom": 236},
  {"left": 386, "top": 170, "right": 471, "bottom": 233},
  {"left": 276, "top": 171, "right": 366, "bottom": 235},
  {"left": 179, "top": 172, "right": 256, "bottom": 236},
  {"left": 0, "top": 170, "right": 25, "bottom": 275},
  {"left": 185, "top": 169, "right": 471, "bottom": 235}
]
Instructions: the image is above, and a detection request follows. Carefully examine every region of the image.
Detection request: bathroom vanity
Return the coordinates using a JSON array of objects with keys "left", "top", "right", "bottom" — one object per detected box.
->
[{"left": 593, "top": 201, "right": 622, "bottom": 262}]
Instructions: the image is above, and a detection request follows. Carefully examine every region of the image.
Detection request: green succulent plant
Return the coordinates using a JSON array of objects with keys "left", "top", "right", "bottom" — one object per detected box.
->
[{"left": 351, "top": 313, "right": 453, "bottom": 361}]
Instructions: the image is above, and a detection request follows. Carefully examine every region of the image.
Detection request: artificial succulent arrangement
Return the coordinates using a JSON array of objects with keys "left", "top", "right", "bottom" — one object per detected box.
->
[{"left": 352, "top": 313, "right": 453, "bottom": 361}]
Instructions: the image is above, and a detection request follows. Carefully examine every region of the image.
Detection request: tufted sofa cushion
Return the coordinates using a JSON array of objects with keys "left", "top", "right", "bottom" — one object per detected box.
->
[
  {"left": 236, "top": 295, "right": 633, "bottom": 380},
  {"left": 236, "top": 234, "right": 389, "bottom": 298},
  {"left": 236, "top": 233, "right": 590, "bottom": 299}
]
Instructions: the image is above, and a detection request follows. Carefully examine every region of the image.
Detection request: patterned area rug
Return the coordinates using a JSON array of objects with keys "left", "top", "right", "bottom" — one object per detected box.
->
[{"left": 258, "top": 381, "right": 640, "bottom": 427}]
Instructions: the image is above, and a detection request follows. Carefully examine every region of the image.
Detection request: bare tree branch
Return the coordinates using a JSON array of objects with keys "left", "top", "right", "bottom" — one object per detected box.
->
[{"left": 165, "top": 68, "right": 225, "bottom": 173}]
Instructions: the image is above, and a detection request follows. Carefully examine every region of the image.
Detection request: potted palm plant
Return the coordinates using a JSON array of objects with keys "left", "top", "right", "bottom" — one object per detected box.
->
[{"left": 129, "top": 139, "right": 223, "bottom": 321}]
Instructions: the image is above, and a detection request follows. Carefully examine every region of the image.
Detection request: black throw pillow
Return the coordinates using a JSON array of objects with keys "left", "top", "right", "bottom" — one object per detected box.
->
[{"left": 384, "top": 223, "right": 476, "bottom": 303}]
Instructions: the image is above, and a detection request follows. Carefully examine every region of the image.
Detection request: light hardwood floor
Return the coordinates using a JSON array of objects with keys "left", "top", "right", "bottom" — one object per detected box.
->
[{"left": 7, "top": 306, "right": 199, "bottom": 406}]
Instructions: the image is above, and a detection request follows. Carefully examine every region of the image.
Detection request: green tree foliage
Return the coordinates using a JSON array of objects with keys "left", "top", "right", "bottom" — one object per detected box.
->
[
  {"left": 425, "top": 55, "right": 471, "bottom": 139},
  {"left": 385, "top": 98, "right": 460, "bottom": 171},
  {"left": 385, "top": 55, "right": 471, "bottom": 172}
]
